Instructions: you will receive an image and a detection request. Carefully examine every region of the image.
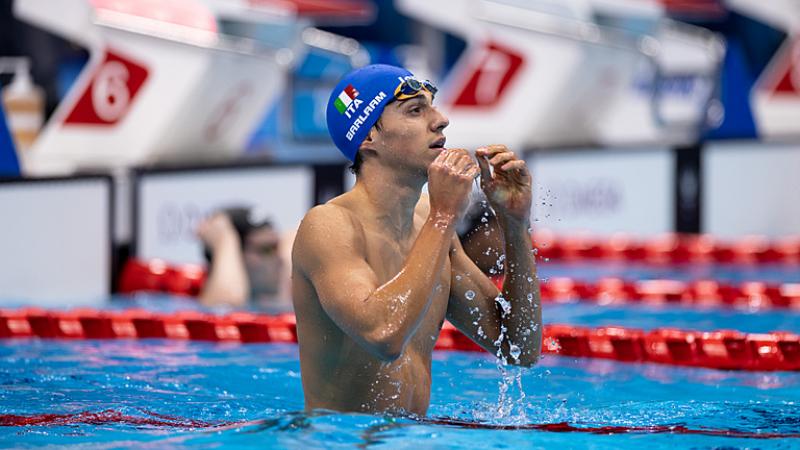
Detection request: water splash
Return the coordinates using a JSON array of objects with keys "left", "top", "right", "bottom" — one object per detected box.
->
[{"left": 509, "top": 344, "right": 521, "bottom": 361}]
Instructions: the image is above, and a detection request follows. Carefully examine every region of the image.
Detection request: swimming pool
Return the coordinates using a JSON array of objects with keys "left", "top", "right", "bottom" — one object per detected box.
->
[
  {"left": 1, "top": 334, "right": 798, "bottom": 449},
  {"left": 2, "top": 257, "right": 799, "bottom": 448}
]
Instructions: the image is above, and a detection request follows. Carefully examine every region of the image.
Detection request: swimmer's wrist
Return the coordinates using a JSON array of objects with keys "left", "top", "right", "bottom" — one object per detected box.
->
[
  {"left": 212, "top": 231, "right": 242, "bottom": 251},
  {"left": 426, "top": 210, "right": 458, "bottom": 231}
]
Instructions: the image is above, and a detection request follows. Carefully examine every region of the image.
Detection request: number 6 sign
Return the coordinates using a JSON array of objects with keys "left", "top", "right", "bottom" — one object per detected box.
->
[{"left": 64, "top": 50, "right": 149, "bottom": 126}]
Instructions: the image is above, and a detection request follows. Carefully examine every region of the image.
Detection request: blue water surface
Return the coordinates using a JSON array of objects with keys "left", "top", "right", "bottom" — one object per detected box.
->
[
  {"left": 2, "top": 262, "right": 799, "bottom": 448},
  {"left": 1, "top": 337, "right": 799, "bottom": 449}
]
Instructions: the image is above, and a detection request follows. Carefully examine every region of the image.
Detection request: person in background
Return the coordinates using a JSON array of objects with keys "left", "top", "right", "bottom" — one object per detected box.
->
[{"left": 196, "top": 207, "right": 290, "bottom": 310}]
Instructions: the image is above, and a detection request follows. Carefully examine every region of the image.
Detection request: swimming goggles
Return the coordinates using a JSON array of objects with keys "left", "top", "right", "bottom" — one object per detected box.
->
[{"left": 393, "top": 78, "right": 438, "bottom": 101}]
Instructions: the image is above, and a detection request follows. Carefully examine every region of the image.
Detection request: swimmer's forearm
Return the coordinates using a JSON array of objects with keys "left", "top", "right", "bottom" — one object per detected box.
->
[
  {"left": 499, "top": 218, "right": 542, "bottom": 366},
  {"left": 363, "top": 213, "right": 457, "bottom": 361},
  {"left": 199, "top": 238, "right": 250, "bottom": 307}
]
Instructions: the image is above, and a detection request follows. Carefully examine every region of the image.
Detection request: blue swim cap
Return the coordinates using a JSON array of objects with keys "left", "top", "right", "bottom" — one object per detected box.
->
[{"left": 326, "top": 64, "right": 413, "bottom": 161}]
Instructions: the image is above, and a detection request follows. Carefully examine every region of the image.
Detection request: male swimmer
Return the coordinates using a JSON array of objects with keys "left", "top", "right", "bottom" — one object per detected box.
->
[{"left": 292, "top": 64, "right": 541, "bottom": 416}]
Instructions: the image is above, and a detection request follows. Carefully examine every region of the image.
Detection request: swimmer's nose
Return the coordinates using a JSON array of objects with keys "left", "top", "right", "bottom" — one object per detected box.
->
[{"left": 431, "top": 107, "right": 449, "bottom": 133}]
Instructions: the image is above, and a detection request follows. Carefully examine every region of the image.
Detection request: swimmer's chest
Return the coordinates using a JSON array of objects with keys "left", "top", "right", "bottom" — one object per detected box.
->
[{"left": 362, "top": 226, "right": 451, "bottom": 312}]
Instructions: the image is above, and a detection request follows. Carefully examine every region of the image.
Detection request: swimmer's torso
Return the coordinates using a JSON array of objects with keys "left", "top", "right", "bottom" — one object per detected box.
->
[{"left": 293, "top": 195, "right": 451, "bottom": 416}]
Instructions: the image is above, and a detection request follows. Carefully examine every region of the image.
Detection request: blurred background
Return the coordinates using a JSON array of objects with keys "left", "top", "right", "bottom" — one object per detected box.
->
[{"left": 0, "top": 0, "right": 798, "bottom": 307}]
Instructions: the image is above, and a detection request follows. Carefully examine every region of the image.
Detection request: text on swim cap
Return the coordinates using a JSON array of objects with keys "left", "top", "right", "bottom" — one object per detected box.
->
[
  {"left": 345, "top": 91, "right": 387, "bottom": 141},
  {"left": 344, "top": 99, "right": 363, "bottom": 119}
]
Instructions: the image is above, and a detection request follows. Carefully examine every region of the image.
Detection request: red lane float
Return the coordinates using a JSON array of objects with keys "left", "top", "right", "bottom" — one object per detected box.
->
[
  {"left": 118, "top": 260, "right": 206, "bottom": 297},
  {"left": 3, "top": 411, "right": 800, "bottom": 439},
  {"left": 533, "top": 231, "right": 800, "bottom": 265},
  {"left": 0, "top": 409, "right": 214, "bottom": 428},
  {"left": 537, "top": 277, "right": 800, "bottom": 311},
  {"left": 1, "top": 308, "right": 798, "bottom": 372},
  {"left": 121, "top": 259, "right": 800, "bottom": 312},
  {"left": 4, "top": 411, "right": 800, "bottom": 438}
]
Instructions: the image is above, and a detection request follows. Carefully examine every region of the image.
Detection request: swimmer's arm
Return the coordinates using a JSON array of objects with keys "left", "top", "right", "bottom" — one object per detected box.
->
[
  {"left": 198, "top": 243, "right": 250, "bottom": 307},
  {"left": 293, "top": 205, "right": 457, "bottom": 362},
  {"left": 447, "top": 227, "right": 541, "bottom": 367},
  {"left": 197, "top": 218, "right": 250, "bottom": 307},
  {"left": 496, "top": 217, "right": 542, "bottom": 365}
]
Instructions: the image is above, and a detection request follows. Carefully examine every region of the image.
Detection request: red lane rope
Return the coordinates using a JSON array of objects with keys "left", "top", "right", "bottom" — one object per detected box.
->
[
  {"left": 1, "top": 308, "right": 798, "bottom": 372},
  {"left": 537, "top": 277, "right": 800, "bottom": 311},
  {"left": 533, "top": 231, "right": 800, "bottom": 265},
  {"left": 0, "top": 410, "right": 214, "bottom": 428},
  {"left": 0, "top": 410, "right": 796, "bottom": 439},
  {"left": 422, "top": 417, "right": 800, "bottom": 438},
  {"left": 119, "top": 259, "right": 800, "bottom": 312}
]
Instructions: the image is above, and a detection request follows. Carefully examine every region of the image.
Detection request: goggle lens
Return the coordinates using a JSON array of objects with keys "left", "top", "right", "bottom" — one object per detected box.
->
[{"left": 394, "top": 78, "right": 438, "bottom": 100}]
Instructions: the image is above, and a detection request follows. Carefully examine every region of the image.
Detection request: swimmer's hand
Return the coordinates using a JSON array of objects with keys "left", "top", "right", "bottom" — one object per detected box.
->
[
  {"left": 196, "top": 212, "right": 241, "bottom": 251},
  {"left": 427, "top": 148, "right": 480, "bottom": 221},
  {"left": 476, "top": 145, "right": 532, "bottom": 223}
]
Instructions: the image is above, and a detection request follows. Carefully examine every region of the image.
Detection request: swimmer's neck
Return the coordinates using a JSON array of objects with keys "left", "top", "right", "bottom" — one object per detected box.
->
[{"left": 352, "top": 168, "right": 426, "bottom": 238}]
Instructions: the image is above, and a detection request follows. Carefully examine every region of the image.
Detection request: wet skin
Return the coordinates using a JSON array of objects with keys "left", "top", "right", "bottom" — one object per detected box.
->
[{"left": 292, "top": 92, "right": 542, "bottom": 416}]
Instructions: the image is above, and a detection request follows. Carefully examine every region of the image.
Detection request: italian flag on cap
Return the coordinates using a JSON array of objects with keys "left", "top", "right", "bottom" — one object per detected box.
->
[{"left": 334, "top": 84, "right": 359, "bottom": 114}]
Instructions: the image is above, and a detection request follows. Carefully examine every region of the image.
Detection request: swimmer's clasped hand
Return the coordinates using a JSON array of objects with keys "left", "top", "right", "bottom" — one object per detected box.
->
[
  {"left": 427, "top": 148, "right": 480, "bottom": 220},
  {"left": 475, "top": 145, "right": 532, "bottom": 222}
]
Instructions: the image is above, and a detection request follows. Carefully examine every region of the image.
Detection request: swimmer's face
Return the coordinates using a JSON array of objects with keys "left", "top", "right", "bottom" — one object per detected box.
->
[
  {"left": 362, "top": 90, "right": 449, "bottom": 171},
  {"left": 243, "top": 226, "right": 283, "bottom": 296}
]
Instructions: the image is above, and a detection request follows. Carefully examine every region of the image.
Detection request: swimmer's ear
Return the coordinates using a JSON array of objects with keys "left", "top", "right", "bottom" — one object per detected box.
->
[{"left": 359, "top": 127, "right": 380, "bottom": 156}]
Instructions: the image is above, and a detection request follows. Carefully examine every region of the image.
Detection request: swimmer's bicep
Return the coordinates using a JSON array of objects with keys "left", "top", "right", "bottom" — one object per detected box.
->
[
  {"left": 312, "top": 261, "right": 382, "bottom": 336},
  {"left": 294, "top": 207, "right": 380, "bottom": 333}
]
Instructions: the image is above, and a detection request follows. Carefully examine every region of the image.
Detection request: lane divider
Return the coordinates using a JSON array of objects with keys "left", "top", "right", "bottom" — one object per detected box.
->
[
  {"left": 1, "top": 410, "right": 799, "bottom": 438},
  {"left": 533, "top": 231, "right": 800, "bottom": 265},
  {"left": 1, "top": 308, "right": 798, "bottom": 371},
  {"left": 537, "top": 277, "right": 800, "bottom": 310},
  {"left": 119, "top": 260, "right": 800, "bottom": 311},
  {"left": 119, "top": 260, "right": 206, "bottom": 297}
]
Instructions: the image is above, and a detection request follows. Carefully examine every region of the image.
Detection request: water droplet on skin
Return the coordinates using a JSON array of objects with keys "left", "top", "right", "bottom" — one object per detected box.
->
[
  {"left": 526, "top": 293, "right": 534, "bottom": 303},
  {"left": 455, "top": 275, "right": 462, "bottom": 281},
  {"left": 465, "top": 290, "right": 476, "bottom": 301},
  {"left": 495, "top": 295, "right": 511, "bottom": 316}
]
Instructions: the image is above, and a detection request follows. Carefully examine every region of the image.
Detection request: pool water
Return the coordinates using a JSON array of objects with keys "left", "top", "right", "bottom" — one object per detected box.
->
[
  {"left": 2, "top": 258, "right": 799, "bottom": 448},
  {"left": 1, "top": 335, "right": 799, "bottom": 449}
]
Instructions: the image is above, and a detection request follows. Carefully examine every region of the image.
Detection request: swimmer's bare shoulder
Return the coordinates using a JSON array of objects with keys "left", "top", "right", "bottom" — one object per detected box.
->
[{"left": 292, "top": 199, "right": 367, "bottom": 285}]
